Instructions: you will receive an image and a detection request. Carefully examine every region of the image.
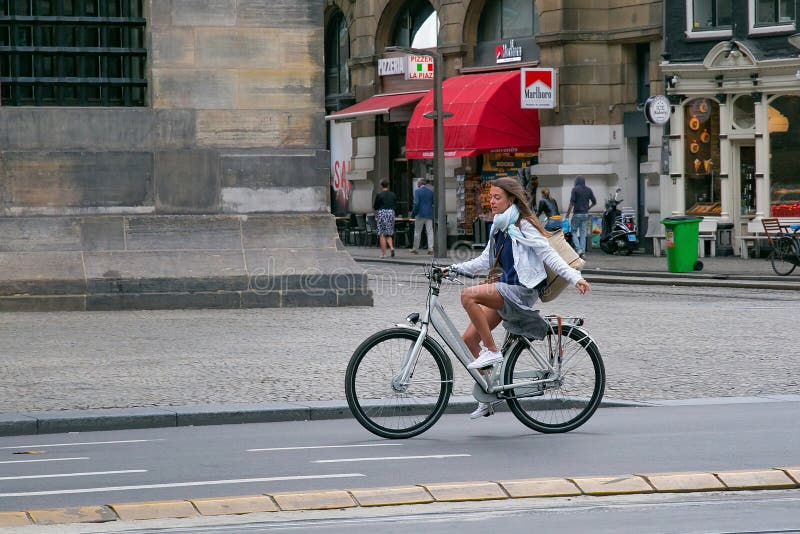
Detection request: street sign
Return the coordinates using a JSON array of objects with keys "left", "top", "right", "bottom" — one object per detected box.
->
[
  {"left": 645, "top": 95, "right": 672, "bottom": 125},
  {"left": 521, "top": 68, "right": 557, "bottom": 109},
  {"left": 406, "top": 55, "right": 434, "bottom": 80}
]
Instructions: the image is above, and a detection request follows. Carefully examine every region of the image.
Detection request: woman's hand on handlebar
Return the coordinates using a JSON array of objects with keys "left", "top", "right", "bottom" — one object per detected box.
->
[{"left": 575, "top": 279, "right": 591, "bottom": 294}]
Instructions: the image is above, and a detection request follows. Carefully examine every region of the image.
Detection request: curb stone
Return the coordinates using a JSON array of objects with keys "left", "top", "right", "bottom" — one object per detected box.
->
[
  {"left": 0, "top": 397, "right": 646, "bottom": 437},
  {"left": 2, "top": 468, "right": 798, "bottom": 528}
]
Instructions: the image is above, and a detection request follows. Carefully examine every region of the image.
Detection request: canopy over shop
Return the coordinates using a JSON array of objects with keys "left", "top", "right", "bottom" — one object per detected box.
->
[
  {"left": 405, "top": 70, "right": 540, "bottom": 158},
  {"left": 405, "top": 70, "right": 540, "bottom": 242}
]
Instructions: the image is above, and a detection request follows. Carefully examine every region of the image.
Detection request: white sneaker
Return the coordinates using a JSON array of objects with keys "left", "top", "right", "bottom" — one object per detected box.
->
[
  {"left": 470, "top": 401, "right": 500, "bottom": 419},
  {"left": 467, "top": 348, "right": 503, "bottom": 369}
]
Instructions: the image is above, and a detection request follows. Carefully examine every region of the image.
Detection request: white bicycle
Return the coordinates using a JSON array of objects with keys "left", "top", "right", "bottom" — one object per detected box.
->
[{"left": 345, "top": 264, "right": 605, "bottom": 439}]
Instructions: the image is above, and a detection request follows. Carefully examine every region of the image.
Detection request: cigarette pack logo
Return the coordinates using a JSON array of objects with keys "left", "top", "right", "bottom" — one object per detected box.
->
[
  {"left": 496, "top": 39, "right": 522, "bottom": 64},
  {"left": 521, "top": 68, "right": 556, "bottom": 109}
]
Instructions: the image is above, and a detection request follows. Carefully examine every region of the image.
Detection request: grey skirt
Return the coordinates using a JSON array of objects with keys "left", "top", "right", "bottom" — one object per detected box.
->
[{"left": 494, "top": 282, "right": 549, "bottom": 340}]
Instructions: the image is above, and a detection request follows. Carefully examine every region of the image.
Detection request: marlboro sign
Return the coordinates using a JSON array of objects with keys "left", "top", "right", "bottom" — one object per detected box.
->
[{"left": 521, "top": 68, "right": 557, "bottom": 109}]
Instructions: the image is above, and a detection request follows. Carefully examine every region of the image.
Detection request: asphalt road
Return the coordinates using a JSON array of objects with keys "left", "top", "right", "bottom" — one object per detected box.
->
[{"left": 1, "top": 400, "right": 798, "bottom": 514}]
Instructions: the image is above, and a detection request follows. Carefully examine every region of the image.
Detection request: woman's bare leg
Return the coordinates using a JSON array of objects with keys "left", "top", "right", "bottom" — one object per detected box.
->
[
  {"left": 463, "top": 307, "right": 502, "bottom": 357},
  {"left": 379, "top": 235, "right": 387, "bottom": 256},
  {"left": 460, "top": 284, "right": 505, "bottom": 353}
]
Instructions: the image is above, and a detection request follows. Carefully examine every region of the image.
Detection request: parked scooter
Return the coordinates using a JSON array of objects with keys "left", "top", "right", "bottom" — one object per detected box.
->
[{"left": 599, "top": 188, "right": 639, "bottom": 255}]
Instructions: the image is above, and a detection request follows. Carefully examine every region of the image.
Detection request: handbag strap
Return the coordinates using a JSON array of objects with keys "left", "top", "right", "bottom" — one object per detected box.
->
[{"left": 487, "top": 234, "right": 505, "bottom": 278}]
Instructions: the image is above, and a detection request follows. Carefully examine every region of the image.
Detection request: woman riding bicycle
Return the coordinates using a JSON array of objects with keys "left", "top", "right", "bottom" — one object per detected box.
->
[{"left": 449, "top": 178, "right": 592, "bottom": 419}]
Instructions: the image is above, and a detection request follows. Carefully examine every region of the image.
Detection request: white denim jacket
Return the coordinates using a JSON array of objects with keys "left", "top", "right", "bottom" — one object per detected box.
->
[{"left": 451, "top": 219, "right": 582, "bottom": 289}]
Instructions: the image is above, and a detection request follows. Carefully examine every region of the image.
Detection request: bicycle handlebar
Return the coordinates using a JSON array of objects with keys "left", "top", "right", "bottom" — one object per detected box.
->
[{"left": 429, "top": 265, "right": 475, "bottom": 282}]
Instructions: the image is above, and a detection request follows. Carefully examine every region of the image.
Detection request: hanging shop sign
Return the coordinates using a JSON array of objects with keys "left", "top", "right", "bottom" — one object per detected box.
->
[
  {"left": 378, "top": 57, "right": 405, "bottom": 76},
  {"left": 521, "top": 68, "right": 557, "bottom": 109},
  {"left": 644, "top": 95, "right": 672, "bottom": 125},
  {"left": 405, "top": 55, "right": 434, "bottom": 80},
  {"left": 496, "top": 39, "right": 523, "bottom": 64}
]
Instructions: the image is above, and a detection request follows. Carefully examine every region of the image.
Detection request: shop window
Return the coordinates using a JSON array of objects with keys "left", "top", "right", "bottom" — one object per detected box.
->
[
  {"left": 732, "top": 94, "right": 756, "bottom": 129},
  {"left": 768, "top": 95, "right": 800, "bottom": 216},
  {"left": 753, "top": 0, "right": 795, "bottom": 26},
  {"left": 325, "top": 11, "right": 350, "bottom": 100},
  {"left": 687, "top": 0, "right": 732, "bottom": 36},
  {"left": 478, "top": 0, "right": 535, "bottom": 41},
  {"left": 390, "top": 0, "right": 437, "bottom": 49},
  {"left": 0, "top": 0, "right": 146, "bottom": 106},
  {"left": 684, "top": 98, "right": 722, "bottom": 215}
]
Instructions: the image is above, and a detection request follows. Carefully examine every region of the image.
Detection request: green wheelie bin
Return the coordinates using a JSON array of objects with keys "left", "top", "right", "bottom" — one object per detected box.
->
[{"left": 661, "top": 216, "right": 704, "bottom": 272}]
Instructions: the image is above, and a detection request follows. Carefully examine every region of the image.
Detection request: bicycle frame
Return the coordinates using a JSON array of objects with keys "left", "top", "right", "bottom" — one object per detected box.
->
[{"left": 393, "top": 267, "right": 593, "bottom": 399}]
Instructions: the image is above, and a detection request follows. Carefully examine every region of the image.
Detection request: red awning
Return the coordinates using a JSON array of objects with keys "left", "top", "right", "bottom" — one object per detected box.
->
[
  {"left": 405, "top": 71, "right": 539, "bottom": 159},
  {"left": 325, "top": 92, "right": 426, "bottom": 121}
]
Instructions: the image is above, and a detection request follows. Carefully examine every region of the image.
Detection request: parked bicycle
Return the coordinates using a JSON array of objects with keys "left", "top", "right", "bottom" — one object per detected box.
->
[
  {"left": 763, "top": 218, "right": 800, "bottom": 276},
  {"left": 345, "top": 264, "right": 605, "bottom": 439}
]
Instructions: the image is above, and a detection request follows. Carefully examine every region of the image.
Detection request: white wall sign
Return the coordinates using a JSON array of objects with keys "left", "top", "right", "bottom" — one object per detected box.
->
[
  {"left": 521, "top": 68, "right": 557, "bottom": 109},
  {"left": 329, "top": 121, "right": 353, "bottom": 212},
  {"left": 378, "top": 57, "right": 405, "bottom": 76}
]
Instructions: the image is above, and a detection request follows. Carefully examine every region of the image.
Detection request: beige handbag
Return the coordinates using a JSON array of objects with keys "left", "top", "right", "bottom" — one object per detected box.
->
[{"left": 538, "top": 230, "right": 585, "bottom": 302}]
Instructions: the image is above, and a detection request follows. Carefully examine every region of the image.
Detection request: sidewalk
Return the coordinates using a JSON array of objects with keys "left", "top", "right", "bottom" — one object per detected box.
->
[{"left": 346, "top": 243, "right": 800, "bottom": 290}]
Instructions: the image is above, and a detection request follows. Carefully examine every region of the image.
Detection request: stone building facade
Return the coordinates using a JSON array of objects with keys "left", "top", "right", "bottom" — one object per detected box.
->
[
  {"left": 325, "top": 0, "right": 665, "bottom": 248},
  {"left": 0, "top": 0, "right": 369, "bottom": 310}
]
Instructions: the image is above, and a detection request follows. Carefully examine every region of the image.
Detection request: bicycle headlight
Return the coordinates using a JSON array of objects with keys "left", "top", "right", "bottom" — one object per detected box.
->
[{"left": 406, "top": 312, "right": 420, "bottom": 325}]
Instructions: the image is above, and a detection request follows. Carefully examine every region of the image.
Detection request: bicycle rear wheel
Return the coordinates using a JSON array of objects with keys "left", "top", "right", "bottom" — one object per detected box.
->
[
  {"left": 345, "top": 328, "right": 453, "bottom": 439},
  {"left": 503, "top": 325, "right": 604, "bottom": 433},
  {"left": 770, "top": 236, "right": 798, "bottom": 276}
]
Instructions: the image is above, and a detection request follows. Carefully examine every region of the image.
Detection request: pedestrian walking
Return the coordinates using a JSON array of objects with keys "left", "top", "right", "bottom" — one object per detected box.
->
[
  {"left": 410, "top": 178, "right": 434, "bottom": 255},
  {"left": 373, "top": 179, "right": 397, "bottom": 259},
  {"left": 448, "top": 177, "right": 591, "bottom": 419},
  {"left": 565, "top": 176, "right": 596, "bottom": 258},
  {"left": 528, "top": 174, "right": 539, "bottom": 209},
  {"left": 536, "top": 187, "right": 562, "bottom": 231}
]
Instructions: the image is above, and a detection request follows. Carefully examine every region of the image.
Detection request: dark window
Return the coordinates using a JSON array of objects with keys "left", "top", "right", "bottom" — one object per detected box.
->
[
  {"left": 755, "top": 0, "right": 795, "bottom": 25},
  {"left": 0, "top": 0, "right": 146, "bottom": 106},
  {"left": 691, "top": 0, "right": 732, "bottom": 31},
  {"left": 390, "top": 0, "right": 434, "bottom": 48},
  {"left": 325, "top": 10, "right": 350, "bottom": 98},
  {"left": 636, "top": 43, "right": 650, "bottom": 105},
  {"left": 478, "top": 0, "right": 535, "bottom": 41}
]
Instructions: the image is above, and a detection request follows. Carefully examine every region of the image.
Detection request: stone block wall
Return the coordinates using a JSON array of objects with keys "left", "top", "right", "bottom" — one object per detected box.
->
[
  {"left": 0, "top": 1, "right": 371, "bottom": 310},
  {"left": 0, "top": 0, "right": 328, "bottom": 216}
]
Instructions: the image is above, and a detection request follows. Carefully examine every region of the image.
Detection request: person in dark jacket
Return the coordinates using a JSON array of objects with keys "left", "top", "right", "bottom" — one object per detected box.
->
[
  {"left": 536, "top": 188, "right": 562, "bottom": 231},
  {"left": 373, "top": 179, "right": 397, "bottom": 258},
  {"left": 410, "top": 178, "right": 434, "bottom": 254},
  {"left": 565, "top": 176, "right": 596, "bottom": 258}
]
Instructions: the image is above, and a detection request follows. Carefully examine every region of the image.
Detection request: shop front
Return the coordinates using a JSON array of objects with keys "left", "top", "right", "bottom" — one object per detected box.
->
[
  {"left": 405, "top": 69, "right": 540, "bottom": 244},
  {"left": 665, "top": 41, "right": 800, "bottom": 256}
]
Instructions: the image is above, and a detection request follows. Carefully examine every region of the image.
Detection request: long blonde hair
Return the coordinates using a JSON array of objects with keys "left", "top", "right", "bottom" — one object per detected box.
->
[{"left": 491, "top": 177, "right": 550, "bottom": 236}]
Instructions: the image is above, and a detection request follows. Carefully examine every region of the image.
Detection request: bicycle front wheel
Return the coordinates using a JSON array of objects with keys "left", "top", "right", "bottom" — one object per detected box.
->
[
  {"left": 503, "top": 325, "right": 604, "bottom": 433},
  {"left": 345, "top": 328, "right": 453, "bottom": 439},
  {"left": 770, "top": 236, "right": 798, "bottom": 276}
]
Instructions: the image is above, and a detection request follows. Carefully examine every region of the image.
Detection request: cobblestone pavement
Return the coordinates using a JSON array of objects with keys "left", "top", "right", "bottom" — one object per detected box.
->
[{"left": 2, "top": 262, "right": 798, "bottom": 414}]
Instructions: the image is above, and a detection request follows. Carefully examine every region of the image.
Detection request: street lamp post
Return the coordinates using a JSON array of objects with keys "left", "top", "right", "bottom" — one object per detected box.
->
[{"left": 385, "top": 46, "right": 450, "bottom": 258}]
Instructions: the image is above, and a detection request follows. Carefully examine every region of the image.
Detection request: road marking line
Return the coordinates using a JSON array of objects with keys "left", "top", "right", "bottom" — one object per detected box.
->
[
  {"left": 314, "top": 454, "right": 471, "bottom": 463},
  {"left": 0, "top": 473, "right": 365, "bottom": 498},
  {"left": 0, "top": 457, "right": 89, "bottom": 464},
  {"left": 0, "top": 439, "right": 165, "bottom": 450},
  {"left": 0, "top": 470, "right": 146, "bottom": 481},
  {"left": 248, "top": 443, "right": 403, "bottom": 452}
]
